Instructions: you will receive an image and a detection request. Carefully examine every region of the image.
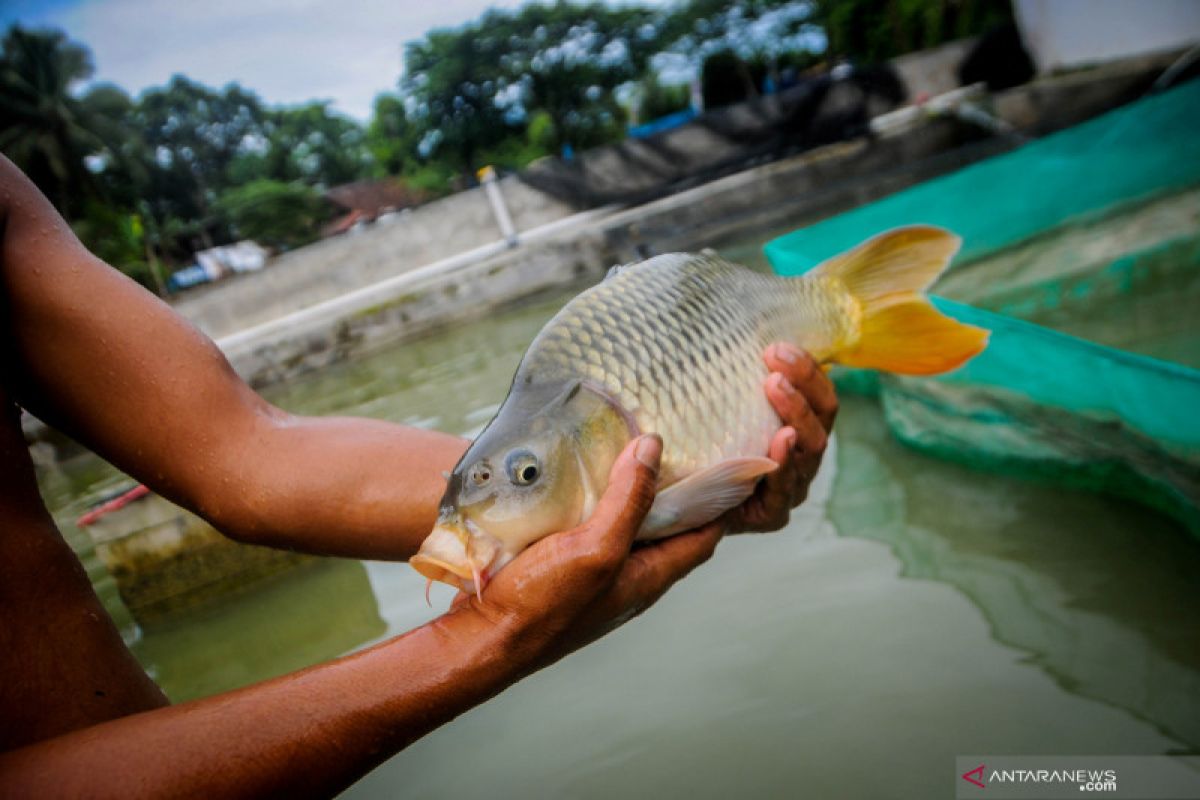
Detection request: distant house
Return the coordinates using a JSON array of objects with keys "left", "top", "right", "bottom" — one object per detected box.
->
[{"left": 321, "top": 179, "right": 427, "bottom": 238}]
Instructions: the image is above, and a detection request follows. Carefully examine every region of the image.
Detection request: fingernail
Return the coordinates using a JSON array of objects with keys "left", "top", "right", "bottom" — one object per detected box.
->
[
  {"left": 784, "top": 428, "right": 797, "bottom": 450},
  {"left": 635, "top": 434, "right": 662, "bottom": 473},
  {"left": 774, "top": 372, "right": 797, "bottom": 395},
  {"left": 775, "top": 343, "right": 802, "bottom": 365}
]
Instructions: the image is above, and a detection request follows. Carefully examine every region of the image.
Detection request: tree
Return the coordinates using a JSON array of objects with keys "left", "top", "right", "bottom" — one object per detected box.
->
[
  {"left": 396, "top": 0, "right": 826, "bottom": 174},
  {"left": 366, "top": 94, "right": 418, "bottom": 177},
  {"left": 813, "top": 0, "right": 1013, "bottom": 64},
  {"left": 401, "top": 3, "right": 668, "bottom": 171},
  {"left": 247, "top": 102, "right": 370, "bottom": 188},
  {"left": 498, "top": 3, "right": 662, "bottom": 151},
  {"left": 636, "top": 73, "right": 691, "bottom": 123},
  {"left": 133, "top": 76, "right": 270, "bottom": 248},
  {"left": 215, "top": 179, "right": 329, "bottom": 251},
  {"left": 0, "top": 26, "right": 121, "bottom": 216},
  {"left": 401, "top": 15, "right": 518, "bottom": 176}
]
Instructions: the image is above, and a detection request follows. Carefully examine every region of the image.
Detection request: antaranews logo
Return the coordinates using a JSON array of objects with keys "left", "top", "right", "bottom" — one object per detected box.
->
[
  {"left": 962, "top": 764, "right": 986, "bottom": 789},
  {"left": 959, "top": 755, "right": 1200, "bottom": 798}
]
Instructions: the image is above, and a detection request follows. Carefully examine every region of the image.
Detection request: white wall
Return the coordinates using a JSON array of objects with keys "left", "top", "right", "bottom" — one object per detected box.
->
[
  {"left": 1015, "top": 0, "right": 1200, "bottom": 73},
  {"left": 168, "top": 175, "right": 573, "bottom": 339}
]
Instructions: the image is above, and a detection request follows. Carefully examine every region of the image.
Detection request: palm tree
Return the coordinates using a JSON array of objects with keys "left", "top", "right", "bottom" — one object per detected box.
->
[{"left": 0, "top": 25, "right": 116, "bottom": 216}]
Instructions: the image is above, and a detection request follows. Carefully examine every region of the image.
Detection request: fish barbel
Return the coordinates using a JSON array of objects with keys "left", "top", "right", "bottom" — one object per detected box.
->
[{"left": 411, "top": 225, "right": 988, "bottom": 595}]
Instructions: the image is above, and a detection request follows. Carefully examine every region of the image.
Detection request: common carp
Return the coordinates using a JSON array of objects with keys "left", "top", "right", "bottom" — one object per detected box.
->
[{"left": 411, "top": 225, "right": 988, "bottom": 596}]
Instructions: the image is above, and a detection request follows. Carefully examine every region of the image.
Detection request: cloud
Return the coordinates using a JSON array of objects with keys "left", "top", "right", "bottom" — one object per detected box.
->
[{"left": 12, "top": 0, "right": 535, "bottom": 120}]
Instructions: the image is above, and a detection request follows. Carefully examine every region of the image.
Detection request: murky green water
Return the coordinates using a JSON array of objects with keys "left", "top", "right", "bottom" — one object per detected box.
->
[{"left": 35, "top": 237, "right": 1200, "bottom": 797}]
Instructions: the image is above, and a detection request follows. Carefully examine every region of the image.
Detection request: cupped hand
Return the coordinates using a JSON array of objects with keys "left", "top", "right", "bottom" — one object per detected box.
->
[
  {"left": 726, "top": 343, "right": 838, "bottom": 533},
  {"left": 449, "top": 434, "right": 721, "bottom": 671}
]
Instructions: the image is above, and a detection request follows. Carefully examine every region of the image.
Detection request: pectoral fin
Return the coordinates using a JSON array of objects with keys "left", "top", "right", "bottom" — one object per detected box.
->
[{"left": 638, "top": 457, "right": 778, "bottom": 541}]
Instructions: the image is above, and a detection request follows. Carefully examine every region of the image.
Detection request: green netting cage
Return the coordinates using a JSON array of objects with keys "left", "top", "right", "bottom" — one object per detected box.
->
[{"left": 766, "top": 79, "right": 1200, "bottom": 535}]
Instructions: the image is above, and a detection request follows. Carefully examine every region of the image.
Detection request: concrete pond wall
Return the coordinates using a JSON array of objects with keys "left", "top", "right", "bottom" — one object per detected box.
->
[
  {"left": 84, "top": 493, "right": 315, "bottom": 624},
  {"left": 168, "top": 176, "right": 576, "bottom": 340}
]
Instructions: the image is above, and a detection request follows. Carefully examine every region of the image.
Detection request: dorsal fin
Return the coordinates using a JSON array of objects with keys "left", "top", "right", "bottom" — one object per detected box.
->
[{"left": 605, "top": 262, "right": 633, "bottom": 281}]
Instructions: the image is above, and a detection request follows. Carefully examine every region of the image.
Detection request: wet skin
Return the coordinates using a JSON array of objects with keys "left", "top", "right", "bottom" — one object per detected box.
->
[{"left": 0, "top": 154, "right": 836, "bottom": 798}]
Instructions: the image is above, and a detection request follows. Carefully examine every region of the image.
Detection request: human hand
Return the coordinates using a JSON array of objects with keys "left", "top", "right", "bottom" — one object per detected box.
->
[
  {"left": 725, "top": 343, "right": 838, "bottom": 533},
  {"left": 448, "top": 435, "right": 721, "bottom": 671}
]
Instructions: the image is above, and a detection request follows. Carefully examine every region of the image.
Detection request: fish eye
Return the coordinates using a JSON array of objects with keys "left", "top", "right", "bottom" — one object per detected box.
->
[
  {"left": 469, "top": 462, "right": 492, "bottom": 486},
  {"left": 505, "top": 449, "right": 541, "bottom": 486}
]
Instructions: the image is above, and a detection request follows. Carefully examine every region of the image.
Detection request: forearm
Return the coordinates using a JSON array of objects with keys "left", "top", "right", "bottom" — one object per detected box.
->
[
  {"left": 0, "top": 607, "right": 521, "bottom": 799},
  {"left": 208, "top": 413, "right": 467, "bottom": 560},
  {"left": 0, "top": 156, "right": 463, "bottom": 561}
]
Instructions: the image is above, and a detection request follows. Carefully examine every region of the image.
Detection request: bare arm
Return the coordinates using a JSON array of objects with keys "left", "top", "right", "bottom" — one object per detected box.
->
[
  {"left": 0, "top": 155, "right": 461, "bottom": 559},
  {"left": 0, "top": 437, "right": 720, "bottom": 798}
]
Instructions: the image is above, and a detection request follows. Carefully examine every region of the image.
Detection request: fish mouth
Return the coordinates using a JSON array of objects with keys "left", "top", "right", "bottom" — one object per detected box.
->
[{"left": 411, "top": 520, "right": 501, "bottom": 600}]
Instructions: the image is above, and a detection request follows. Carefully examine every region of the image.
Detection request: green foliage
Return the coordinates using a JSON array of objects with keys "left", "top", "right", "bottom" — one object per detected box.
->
[
  {"left": 400, "top": 161, "right": 459, "bottom": 197},
  {"left": 215, "top": 180, "right": 329, "bottom": 250},
  {"left": 400, "top": 2, "right": 660, "bottom": 167},
  {"left": 255, "top": 102, "right": 370, "bottom": 187},
  {"left": 477, "top": 137, "right": 552, "bottom": 174},
  {"left": 0, "top": 26, "right": 119, "bottom": 216},
  {"left": 0, "top": 2, "right": 839, "bottom": 292},
  {"left": 0, "top": 23, "right": 384, "bottom": 287},
  {"left": 814, "top": 0, "right": 1013, "bottom": 63},
  {"left": 637, "top": 74, "right": 691, "bottom": 123},
  {"left": 71, "top": 201, "right": 159, "bottom": 288},
  {"left": 398, "top": 0, "right": 823, "bottom": 171},
  {"left": 366, "top": 94, "right": 418, "bottom": 176},
  {"left": 133, "top": 75, "right": 270, "bottom": 243},
  {"left": 526, "top": 110, "right": 558, "bottom": 152}
]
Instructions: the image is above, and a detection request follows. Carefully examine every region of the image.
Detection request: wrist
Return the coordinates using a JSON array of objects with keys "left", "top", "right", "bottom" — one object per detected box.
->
[{"left": 431, "top": 602, "right": 538, "bottom": 676}]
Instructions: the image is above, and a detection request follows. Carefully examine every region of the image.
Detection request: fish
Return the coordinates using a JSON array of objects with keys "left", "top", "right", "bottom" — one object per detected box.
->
[{"left": 411, "top": 225, "right": 988, "bottom": 596}]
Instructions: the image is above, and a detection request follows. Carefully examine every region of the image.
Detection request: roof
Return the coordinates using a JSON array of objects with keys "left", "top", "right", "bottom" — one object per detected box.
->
[{"left": 324, "top": 179, "right": 426, "bottom": 216}]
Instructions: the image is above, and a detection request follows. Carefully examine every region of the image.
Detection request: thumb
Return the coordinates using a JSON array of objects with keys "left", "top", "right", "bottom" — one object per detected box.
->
[{"left": 577, "top": 434, "right": 661, "bottom": 556}]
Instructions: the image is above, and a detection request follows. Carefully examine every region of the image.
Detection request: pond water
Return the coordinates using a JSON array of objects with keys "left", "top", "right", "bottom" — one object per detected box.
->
[{"left": 35, "top": 238, "right": 1200, "bottom": 797}]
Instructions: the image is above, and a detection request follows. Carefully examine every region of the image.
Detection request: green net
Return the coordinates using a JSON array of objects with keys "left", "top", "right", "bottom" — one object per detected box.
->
[
  {"left": 765, "top": 79, "right": 1200, "bottom": 535},
  {"left": 765, "top": 79, "right": 1200, "bottom": 268}
]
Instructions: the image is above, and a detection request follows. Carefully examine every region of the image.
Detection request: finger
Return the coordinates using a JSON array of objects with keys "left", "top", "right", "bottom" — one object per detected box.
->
[
  {"left": 571, "top": 434, "right": 661, "bottom": 559},
  {"left": 768, "top": 425, "right": 797, "bottom": 468},
  {"left": 790, "top": 415, "right": 828, "bottom": 498},
  {"left": 609, "top": 524, "right": 723, "bottom": 615},
  {"left": 764, "top": 370, "right": 817, "bottom": 435},
  {"left": 762, "top": 426, "right": 803, "bottom": 516},
  {"left": 792, "top": 402, "right": 828, "bottom": 467},
  {"left": 764, "top": 343, "right": 838, "bottom": 431},
  {"left": 736, "top": 427, "right": 798, "bottom": 532}
]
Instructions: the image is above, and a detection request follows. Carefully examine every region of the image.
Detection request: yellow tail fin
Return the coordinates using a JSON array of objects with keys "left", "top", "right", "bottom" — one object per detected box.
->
[{"left": 813, "top": 225, "right": 989, "bottom": 375}]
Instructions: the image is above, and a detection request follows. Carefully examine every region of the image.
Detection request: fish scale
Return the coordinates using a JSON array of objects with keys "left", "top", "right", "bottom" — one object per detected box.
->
[{"left": 519, "top": 253, "right": 839, "bottom": 485}]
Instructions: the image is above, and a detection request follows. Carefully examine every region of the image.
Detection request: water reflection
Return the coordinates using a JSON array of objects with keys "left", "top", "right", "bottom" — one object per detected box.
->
[
  {"left": 261, "top": 291, "right": 584, "bottom": 439},
  {"left": 830, "top": 395, "right": 1200, "bottom": 750},
  {"left": 133, "top": 559, "right": 385, "bottom": 703}
]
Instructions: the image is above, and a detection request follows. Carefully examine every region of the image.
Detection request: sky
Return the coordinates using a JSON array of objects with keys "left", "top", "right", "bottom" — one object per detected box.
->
[{"left": 1, "top": 0, "right": 672, "bottom": 120}]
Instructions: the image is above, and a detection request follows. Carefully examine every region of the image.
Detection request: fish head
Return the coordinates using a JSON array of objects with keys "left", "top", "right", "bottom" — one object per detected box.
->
[{"left": 411, "top": 379, "right": 631, "bottom": 595}]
